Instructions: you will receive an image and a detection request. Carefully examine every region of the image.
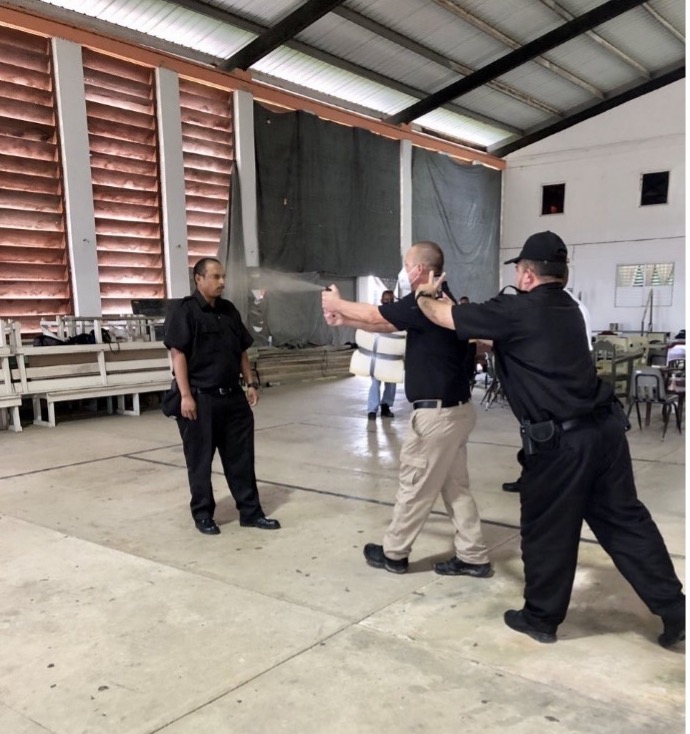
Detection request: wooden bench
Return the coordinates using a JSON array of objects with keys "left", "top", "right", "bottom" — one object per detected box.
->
[
  {"left": 0, "top": 320, "right": 22, "bottom": 431},
  {"left": 250, "top": 345, "right": 354, "bottom": 387},
  {"left": 12, "top": 341, "right": 171, "bottom": 427}
]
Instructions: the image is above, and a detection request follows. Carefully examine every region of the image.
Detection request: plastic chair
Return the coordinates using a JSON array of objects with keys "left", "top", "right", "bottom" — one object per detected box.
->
[{"left": 626, "top": 368, "right": 681, "bottom": 439}]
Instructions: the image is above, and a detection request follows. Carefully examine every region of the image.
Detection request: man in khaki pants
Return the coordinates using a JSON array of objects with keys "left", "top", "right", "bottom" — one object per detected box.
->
[{"left": 322, "top": 241, "right": 490, "bottom": 577}]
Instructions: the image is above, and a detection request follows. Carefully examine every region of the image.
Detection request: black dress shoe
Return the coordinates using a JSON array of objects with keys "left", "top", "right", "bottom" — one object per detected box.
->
[
  {"left": 363, "top": 543, "right": 408, "bottom": 574},
  {"left": 380, "top": 403, "right": 394, "bottom": 418},
  {"left": 504, "top": 609, "right": 557, "bottom": 643},
  {"left": 367, "top": 412, "right": 377, "bottom": 421},
  {"left": 240, "top": 516, "right": 281, "bottom": 530},
  {"left": 195, "top": 517, "right": 220, "bottom": 535},
  {"left": 434, "top": 556, "right": 492, "bottom": 577},
  {"left": 659, "top": 617, "right": 686, "bottom": 648},
  {"left": 502, "top": 479, "right": 522, "bottom": 493}
]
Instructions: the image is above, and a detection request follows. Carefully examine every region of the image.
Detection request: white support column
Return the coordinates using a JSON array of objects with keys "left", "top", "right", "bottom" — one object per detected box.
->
[
  {"left": 52, "top": 38, "right": 101, "bottom": 316},
  {"left": 400, "top": 139, "right": 413, "bottom": 256},
  {"left": 156, "top": 67, "right": 190, "bottom": 297},
  {"left": 233, "top": 89, "right": 259, "bottom": 267}
]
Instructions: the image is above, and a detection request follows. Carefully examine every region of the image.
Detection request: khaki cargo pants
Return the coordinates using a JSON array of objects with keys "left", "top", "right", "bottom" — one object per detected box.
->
[{"left": 383, "top": 401, "right": 488, "bottom": 563}]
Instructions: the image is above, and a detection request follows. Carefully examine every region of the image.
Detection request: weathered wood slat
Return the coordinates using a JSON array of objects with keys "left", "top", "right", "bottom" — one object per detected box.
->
[{"left": 251, "top": 346, "right": 354, "bottom": 386}]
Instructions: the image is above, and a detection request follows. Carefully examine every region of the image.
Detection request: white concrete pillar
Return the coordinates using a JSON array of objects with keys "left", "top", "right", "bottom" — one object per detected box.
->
[
  {"left": 52, "top": 38, "right": 101, "bottom": 316},
  {"left": 233, "top": 89, "right": 259, "bottom": 267},
  {"left": 156, "top": 67, "right": 190, "bottom": 297}
]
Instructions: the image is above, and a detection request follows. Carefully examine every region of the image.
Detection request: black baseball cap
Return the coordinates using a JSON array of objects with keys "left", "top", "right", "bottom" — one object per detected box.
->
[{"left": 504, "top": 231, "right": 568, "bottom": 264}]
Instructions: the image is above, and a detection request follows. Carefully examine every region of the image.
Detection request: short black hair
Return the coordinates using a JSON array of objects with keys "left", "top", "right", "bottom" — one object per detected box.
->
[
  {"left": 193, "top": 257, "right": 221, "bottom": 278},
  {"left": 521, "top": 259, "right": 568, "bottom": 281}
]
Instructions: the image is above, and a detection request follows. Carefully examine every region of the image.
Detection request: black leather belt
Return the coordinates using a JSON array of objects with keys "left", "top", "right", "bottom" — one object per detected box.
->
[
  {"left": 560, "top": 408, "right": 611, "bottom": 432},
  {"left": 412, "top": 399, "right": 466, "bottom": 410},
  {"left": 193, "top": 386, "right": 237, "bottom": 396}
]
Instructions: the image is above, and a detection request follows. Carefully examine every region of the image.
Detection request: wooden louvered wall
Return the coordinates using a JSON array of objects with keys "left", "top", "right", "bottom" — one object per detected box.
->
[
  {"left": 0, "top": 26, "right": 71, "bottom": 333},
  {"left": 179, "top": 79, "right": 233, "bottom": 268},
  {"left": 82, "top": 49, "right": 165, "bottom": 315}
]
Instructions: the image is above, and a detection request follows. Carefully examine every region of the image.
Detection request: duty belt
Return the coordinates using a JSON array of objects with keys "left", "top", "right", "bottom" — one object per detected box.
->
[{"left": 193, "top": 386, "right": 238, "bottom": 396}]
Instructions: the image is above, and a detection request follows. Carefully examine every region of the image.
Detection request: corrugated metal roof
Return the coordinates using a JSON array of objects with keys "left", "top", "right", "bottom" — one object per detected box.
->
[{"left": 8, "top": 0, "right": 685, "bottom": 154}]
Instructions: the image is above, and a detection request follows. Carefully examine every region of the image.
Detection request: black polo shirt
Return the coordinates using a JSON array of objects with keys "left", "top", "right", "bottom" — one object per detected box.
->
[
  {"left": 451, "top": 283, "right": 611, "bottom": 423},
  {"left": 164, "top": 290, "right": 253, "bottom": 389},
  {"left": 379, "top": 293, "right": 471, "bottom": 404}
]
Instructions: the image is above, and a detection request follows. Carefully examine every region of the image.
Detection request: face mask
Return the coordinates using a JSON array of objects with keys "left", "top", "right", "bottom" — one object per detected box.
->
[{"left": 397, "top": 267, "right": 411, "bottom": 296}]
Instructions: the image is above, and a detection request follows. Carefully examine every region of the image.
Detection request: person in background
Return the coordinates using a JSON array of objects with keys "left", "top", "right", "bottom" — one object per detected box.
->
[
  {"left": 367, "top": 290, "right": 397, "bottom": 421},
  {"left": 164, "top": 258, "right": 280, "bottom": 536},
  {"left": 414, "top": 231, "right": 684, "bottom": 648},
  {"left": 322, "top": 242, "right": 490, "bottom": 579}
]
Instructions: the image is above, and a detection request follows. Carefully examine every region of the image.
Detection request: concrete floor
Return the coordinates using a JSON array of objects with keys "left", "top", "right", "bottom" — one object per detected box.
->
[{"left": 0, "top": 377, "right": 685, "bottom": 734}]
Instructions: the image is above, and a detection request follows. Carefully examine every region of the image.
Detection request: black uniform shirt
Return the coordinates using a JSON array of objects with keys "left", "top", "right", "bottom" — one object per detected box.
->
[
  {"left": 164, "top": 290, "right": 253, "bottom": 389},
  {"left": 380, "top": 292, "right": 471, "bottom": 404},
  {"left": 451, "top": 282, "right": 611, "bottom": 423}
]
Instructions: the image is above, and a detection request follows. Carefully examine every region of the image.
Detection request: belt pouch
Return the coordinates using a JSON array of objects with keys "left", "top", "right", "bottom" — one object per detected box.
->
[{"left": 520, "top": 419, "right": 558, "bottom": 455}]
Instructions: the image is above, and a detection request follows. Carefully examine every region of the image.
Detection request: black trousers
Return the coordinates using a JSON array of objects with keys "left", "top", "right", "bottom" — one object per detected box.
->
[
  {"left": 177, "top": 391, "right": 263, "bottom": 523},
  {"left": 519, "top": 413, "right": 684, "bottom": 632}
]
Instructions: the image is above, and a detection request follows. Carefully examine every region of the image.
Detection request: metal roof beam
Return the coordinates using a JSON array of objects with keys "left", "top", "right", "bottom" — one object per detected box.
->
[
  {"left": 641, "top": 3, "right": 685, "bottom": 43},
  {"left": 165, "top": 0, "right": 522, "bottom": 136},
  {"left": 536, "top": 0, "right": 650, "bottom": 78},
  {"left": 430, "top": 0, "right": 604, "bottom": 98},
  {"left": 489, "top": 63, "right": 684, "bottom": 157},
  {"left": 220, "top": 0, "right": 346, "bottom": 71},
  {"left": 279, "top": 37, "right": 523, "bottom": 135},
  {"left": 387, "top": 0, "right": 648, "bottom": 126},
  {"left": 333, "top": 6, "right": 562, "bottom": 118}
]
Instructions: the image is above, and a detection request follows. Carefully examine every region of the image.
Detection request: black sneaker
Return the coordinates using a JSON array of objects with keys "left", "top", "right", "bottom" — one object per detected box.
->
[
  {"left": 363, "top": 543, "right": 408, "bottom": 574},
  {"left": 434, "top": 556, "right": 492, "bottom": 577},
  {"left": 504, "top": 609, "right": 557, "bottom": 643},
  {"left": 367, "top": 412, "right": 377, "bottom": 421},
  {"left": 659, "top": 616, "right": 686, "bottom": 649},
  {"left": 380, "top": 403, "right": 394, "bottom": 418}
]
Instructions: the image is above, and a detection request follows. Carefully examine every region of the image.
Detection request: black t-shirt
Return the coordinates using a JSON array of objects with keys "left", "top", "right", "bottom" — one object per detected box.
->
[
  {"left": 379, "top": 293, "right": 471, "bottom": 404},
  {"left": 451, "top": 282, "right": 611, "bottom": 423},
  {"left": 164, "top": 290, "right": 253, "bottom": 389}
]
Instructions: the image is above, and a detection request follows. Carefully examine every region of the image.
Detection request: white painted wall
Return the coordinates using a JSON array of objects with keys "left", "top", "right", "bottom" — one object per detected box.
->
[{"left": 501, "top": 80, "right": 685, "bottom": 335}]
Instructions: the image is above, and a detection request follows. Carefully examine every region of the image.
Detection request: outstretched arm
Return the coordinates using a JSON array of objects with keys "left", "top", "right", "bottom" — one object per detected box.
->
[
  {"left": 324, "top": 310, "right": 398, "bottom": 333},
  {"left": 322, "top": 285, "right": 395, "bottom": 331}
]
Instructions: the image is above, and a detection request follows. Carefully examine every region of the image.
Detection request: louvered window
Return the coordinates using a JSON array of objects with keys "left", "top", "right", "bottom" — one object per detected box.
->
[
  {"left": 82, "top": 49, "right": 164, "bottom": 315},
  {"left": 179, "top": 79, "right": 233, "bottom": 268},
  {"left": 0, "top": 25, "right": 70, "bottom": 333},
  {"left": 615, "top": 262, "right": 674, "bottom": 307}
]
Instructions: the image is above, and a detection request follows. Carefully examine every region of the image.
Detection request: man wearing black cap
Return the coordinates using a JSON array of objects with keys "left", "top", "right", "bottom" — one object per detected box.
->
[{"left": 413, "top": 231, "right": 685, "bottom": 648}]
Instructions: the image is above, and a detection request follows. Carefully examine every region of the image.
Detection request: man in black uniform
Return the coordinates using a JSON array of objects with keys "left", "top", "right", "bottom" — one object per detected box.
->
[
  {"left": 415, "top": 231, "right": 685, "bottom": 647},
  {"left": 322, "top": 241, "right": 490, "bottom": 577},
  {"left": 164, "top": 257, "right": 280, "bottom": 535}
]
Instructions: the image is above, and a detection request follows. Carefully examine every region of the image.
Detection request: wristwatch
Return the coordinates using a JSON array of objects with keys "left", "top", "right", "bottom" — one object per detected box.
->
[
  {"left": 415, "top": 290, "right": 434, "bottom": 301},
  {"left": 247, "top": 381, "right": 260, "bottom": 390}
]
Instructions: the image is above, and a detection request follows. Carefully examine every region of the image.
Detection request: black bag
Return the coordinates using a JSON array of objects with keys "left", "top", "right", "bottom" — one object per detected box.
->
[{"left": 160, "top": 379, "right": 181, "bottom": 418}]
